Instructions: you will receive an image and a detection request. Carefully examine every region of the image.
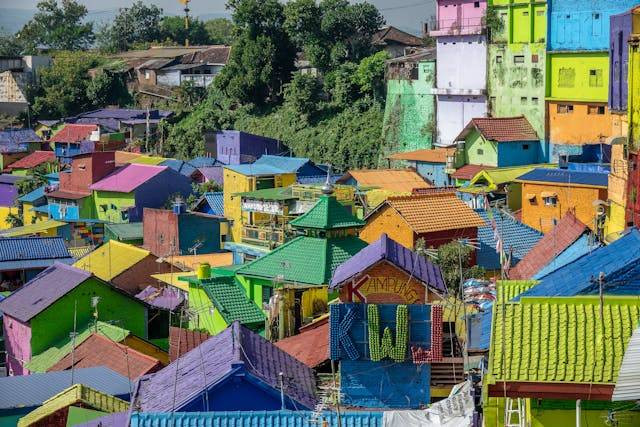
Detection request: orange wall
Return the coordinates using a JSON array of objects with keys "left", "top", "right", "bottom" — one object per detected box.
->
[
  {"left": 547, "top": 101, "right": 618, "bottom": 145},
  {"left": 360, "top": 205, "right": 415, "bottom": 249},
  {"left": 520, "top": 182, "right": 607, "bottom": 233}
]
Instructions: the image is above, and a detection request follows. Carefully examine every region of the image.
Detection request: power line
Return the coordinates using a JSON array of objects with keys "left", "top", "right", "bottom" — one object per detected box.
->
[{"left": 379, "top": 2, "right": 431, "bottom": 12}]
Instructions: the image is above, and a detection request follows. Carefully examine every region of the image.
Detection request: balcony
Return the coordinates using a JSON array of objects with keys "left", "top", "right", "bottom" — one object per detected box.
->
[
  {"left": 241, "top": 224, "right": 286, "bottom": 249},
  {"left": 181, "top": 74, "right": 215, "bottom": 88},
  {"left": 429, "top": 17, "right": 485, "bottom": 37}
]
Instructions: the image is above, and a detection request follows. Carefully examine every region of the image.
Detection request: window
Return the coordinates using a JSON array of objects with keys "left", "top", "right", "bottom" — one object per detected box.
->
[
  {"left": 477, "top": 148, "right": 484, "bottom": 155},
  {"left": 544, "top": 196, "right": 558, "bottom": 206},
  {"left": 557, "top": 104, "right": 574, "bottom": 114},
  {"left": 523, "top": 144, "right": 530, "bottom": 150},
  {"left": 536, "top": 10, "right": 545, "bottom": 16},
  {"left": 523, "top": 11, "right": 529, "bottom": 16},
  {"left": 496, "top": 55, "right": 503, "bottom": 63},
  {"left": 593, "top": 13, "right": 600, "bottom": 20},
  {"left": 589, "top": 69, "right": 603, "bottom": 87},
  {"left": 514, "top": 55, "right": 525, "bottom": 64},
  {"left": 532, "top": 97, "right": 539, "bottom": 104},
  {"left": 532, "top": 54, "right": 539, "bottom": 63},
  {"left": 521, "top": 97, "right": 528, "bottom": 104},
  {"left": 588, "top": 105, "right": 606, "bottom": 115},
  {"left": 262, "top": 286, "right": 273, "bottom": 305},
  {"left": 144, "top": 71, "right": 150, "bottom": 80},
  {"left": 558, "top": 68, "right": 576, "bottom": 88},
  {"left": 474, "top": 1, "right": 480, "bottom": 7},
  {"left": 490, "top": 96, "right": 497, "bottom": 104}
]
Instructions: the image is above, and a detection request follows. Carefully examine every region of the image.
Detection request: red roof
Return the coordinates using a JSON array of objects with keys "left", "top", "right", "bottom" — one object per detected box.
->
[
  {"left": 455, "top": 116, "right": 539, "bottom": 142},
  {"left": 7, "top": 151, "right": 55, "bottom": 170},
  {"left": 451, "top": 164, "right": 494, "bottom": 180},
  {"left": 48, "top": 333, "right": 163, "bottom": 379},
  {"left": 274, "top": 317, "right": 329, "bottom": 368},
  {"left": 50, "top": 124, "right": 98, "bottom": 143},
  {"left": 168, "top": 326, "right": 210, "bottom": 362},
  {"left": 509, "top": 211, "right": 588, "bottom": 280}
]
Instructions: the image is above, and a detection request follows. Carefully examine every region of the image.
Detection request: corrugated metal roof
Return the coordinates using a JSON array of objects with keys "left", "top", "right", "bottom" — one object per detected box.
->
[
  {"left": 612, "top": 324, "right": 640, "bottom": 401},
  {"left": 0, "top": 128, "right": 41, "bottom": 144},
  {"left": 516, "top": 168, "right": 609, "bottom": 187},
  {"left": 533, "top": 234, "right": 597, "bottom": 279},
  {"left": 17, "top": 185, "right": 46, "bottom": 203},
  {"left": 129, "top": 411, "right": 383, "bottom": 427},
  {"left": 105, "top": 222, "right": 143, "bottom": 241},
  {"left": 74, "top": 240, "right": 150, "bottom": 281},
  {"left": 253, "top": 155, "right": 311, "bottom": 173},
  {"left": 0, "top": 219, "right": 67, "bottom": 237},
  {"left": 0, "top": 367, "right": 131, "bottom": 410},
  {"left": 0, "top": 236, "right": 71, "bottom": 261},
  {"left": 203, "top": 191, "right": 224, "bottom": 216},
  {"left": 90, "top": 164, "right": 167, "bottom": 193}
]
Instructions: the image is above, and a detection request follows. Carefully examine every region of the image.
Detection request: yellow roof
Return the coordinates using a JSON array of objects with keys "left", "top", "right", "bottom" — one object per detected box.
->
[
  {"left": 342, "top": 169, "right": 432, "bottom": 192},
  {"left": 151, "top": 271, "right": 193, "bottom": 291},
  {"left": 0, "top": 219, "right": 66, "bottom": 237},
  {"left": 74, "top": 240, "right": 150, "bottom": 281},
  {"left": 114, "top": 151, "right": 142, "bottom": 164},
  {"left": 126, "top": 155, "right": 168, "bottom": 165},
  {"left": 167, "top": 252, "right": 234, "bottom": 271}
]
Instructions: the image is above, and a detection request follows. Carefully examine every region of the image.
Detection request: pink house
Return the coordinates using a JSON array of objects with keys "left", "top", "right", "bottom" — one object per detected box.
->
[{"left": 430, "top": 0, "right": 487, "bottom": 36}]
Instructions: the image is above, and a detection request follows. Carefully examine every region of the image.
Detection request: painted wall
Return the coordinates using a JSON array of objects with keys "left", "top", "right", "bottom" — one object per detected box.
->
[
  {"left": 47, "top": 197, "right": 93, "bottom": 221},
  {"left": 436, "top": 95, "right": 487, "bottom": 146},
  {"left": 58, "top": 153, "right": 116, "bottom": 195},
  {"left": 546, "top": 52, "right": 610, "bottom": 102},
  {"left": 187, "top": 283, "right": 228, "bottom": 335},
  {"left": 93, "top": 191, "right": 135, "bottom": 223},
  {"left": 0, "top": 205, "right": 17, "bottom": 230},
  {"left": 520, "top": 182, "right": 607, "bottom": 233},
  {"left": 2, "top": 314, "right": 31, "bottom": 376},
  {"left": 360, "top": 205, "right": 416, "bottom": 249},
  {"left": 436, "top": 35, "right": 487, "bottom": 91},
  {"left": 548, "top": 0, "right": 639, "bottom": 51},
  {"left": 132, "top": 169, "right": 193, "bottom": 222},
  {"left": 497, "top": 141, "right": 543, "bottom": 166},
  {"left": 433, "top": 0, "right": 486, "bottom": 35},
  {"left": 178, "top": 214, "right": 224, "bottom": 254},
  {"left": 547, "top": 101, "right": 619, "bottom": 145},
  {"left": 610, "top": 10, "right": 633, "bottom": 112},
  {"left": 214, "top": 131, "right": 282, "bottom": 165},
  {"left": 631, "top": 41, "right": 640, "bottom": 151},
  {"left": 416, "top": 162, "right": 450, "bottom": 187},
  {"left": 489, "top": 1, "right": 547, "bottom": 45},
  {"left": 464, "top": 129, "right": 498, "bottom": 166},
  {"left": 383, "top": 61, "right": 436, "bottom": 153}
]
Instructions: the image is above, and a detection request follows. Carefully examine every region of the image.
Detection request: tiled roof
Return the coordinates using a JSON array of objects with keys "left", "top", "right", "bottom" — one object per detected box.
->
[
  {"left": 0, "top": 263, "right": 91, "bottom": 322},
  {"left": 0, "top": 367, "right": 131, "bottom": 410},
  {"left": 133, "top": 322, "right": 318, "bottom": 411},
  {"left": 203, "top": 191, "right": 224, "bottom": 215},
  {"left": 89, "top": 164, "right": 167, "bottom": 193},
  {"left": 17, "top": 185, "right": 46, "bottom": 203},
  {"left": 290, "top": 195, "right": 365, "bottom": 230},
  {"left": 74, "top": 240, "right": 150, "bottom": 281},
  {"left": 105, "top": 222, "right": 143, "bottom": 241},
  {"left": 509, "top": 211, "right": 589, "bottom": 280},
  {"left": 275, "top": 317, "right": 329, "bottom": 368},
  {"left": 253, "top": 155, "right": 311, "bottom": 173},
  {"left": 49, "top": 333, "right": 162, "bottom": 379},
  {"left": 25, "top": 321, "right": 131, "bottom": 373},
  {"left": 0, "top": 236, "right": 71, "bottom": 261},
  {"left": 515, "top": 168, "right": 609, "bottom": 187},
  {"left": 7, "top": 151, "right": 55, "bottom": 170},
  {"left": 516, "top": 229, "right": 640, "bottom": 299},
  {"left": 456, "top": 116, "right": 539, "bottom": 142},
  {"left": 46, "top": 189, "right": 90, "bottom": 199},
  {"left": 330, "top": 233, "right": 446, "bottom": 292},
  {"left": 476, "top": 209, "right": 543, "bottom": 270},
  {"left": 0, "top": 219, "right": 68, "bottom": 238},
  {"left": 489, "top": 296, "right": 640, "bottom": 384},
  {"left": 495, "top": 280, "right": 538, "bottom": 304},
  {"left": 451, "top": 164, "right": 494, "bottom": 180},
  {"left": 372, "top": 25, "right": 424, "bottom": 46},
  {"left": 379, "top": 193, "right": 486, "bottom": 233},
  {"left": 0, "top": 128, "right": 41, "bottom": 144},
  {"left": 168, "top": 327, "right": 210, "bottom": 362},
  {"left": 50, "top": 124, "right": 97, "bottom": 143},
  {"left": 237, "top": 236, "right": 367, "bottom": 286},
  {"left": 533, "top": 234, "right": 597, "bottom": 279},
  {"left": 387, "top": 147, "right": 455, "bottom": 163},
  {"left": 339, "top": 169, "right": 431, "bottom": 192},
  {"left": 200, "top": 276, "right": 266, "bottom": 326}
]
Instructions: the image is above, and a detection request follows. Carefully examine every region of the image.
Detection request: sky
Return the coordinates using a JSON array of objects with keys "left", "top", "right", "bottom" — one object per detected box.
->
[{"left": 0, "top": 0, "right": 436, "bottom": 35}]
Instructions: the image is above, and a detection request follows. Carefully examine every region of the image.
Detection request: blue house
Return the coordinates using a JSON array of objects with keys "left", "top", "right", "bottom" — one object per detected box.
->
[
  {"left": 192, "top": 192, "right": 224, "bottom": 216},
  {"left": 0, "top": 237, "right": 73, "bottom": 288},
  {"left": 131, "top": 322, "right": 318, "bottom": 412},
  {"left": 388, "top": 147, "right": 454, "bottom": 187}
]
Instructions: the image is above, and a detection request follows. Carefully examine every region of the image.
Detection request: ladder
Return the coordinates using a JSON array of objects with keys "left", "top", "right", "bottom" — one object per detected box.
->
[{"left": 504, "top": 397, "right": 526, "bottom": 427}]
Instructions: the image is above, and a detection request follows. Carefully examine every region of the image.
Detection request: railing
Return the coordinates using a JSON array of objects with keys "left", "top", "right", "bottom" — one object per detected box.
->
[
  {"left": 430, "top": 17, "right": 485, "bottom": 34},
  {"left": 181, "top": 74, "right": 215, "bottom": 87},
  {"left": 241, "top": 224, "right": 286, "bottom": 248}
]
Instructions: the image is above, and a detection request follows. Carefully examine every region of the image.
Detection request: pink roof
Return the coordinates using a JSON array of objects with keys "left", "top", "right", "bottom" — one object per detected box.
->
[{"left": 89, "top": 163, "right": 167, "bottom": 193}]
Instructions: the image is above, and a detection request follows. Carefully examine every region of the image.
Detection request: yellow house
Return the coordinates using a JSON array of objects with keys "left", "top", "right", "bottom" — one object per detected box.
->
[
  {"left": 605, "top": 139, "right": 629, "bottom": 241},
  {"left": 223, "top": 164, "right": 296, "bottom": 242}
]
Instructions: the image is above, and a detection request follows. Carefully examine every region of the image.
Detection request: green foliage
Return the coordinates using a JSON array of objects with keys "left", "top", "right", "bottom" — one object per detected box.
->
[
  {"left": 0, "top": 33, "right": 24, "bottom": 56},
  {"left": 160, "top": 16, "right": 210, "bottom": 46},
  {"left": 484, "top": 7, "right": 505, "bottom": 41},
  {"left": 85, "top": 70, "right": 132, "bottom": 109},
  {"left": 323, "top": 62, "right": 359, "bottom": 108},
  {"left": 353, "top": 51, "right": 389, "bottom": 99},
  {"left": 283, "top": 73, "right": 322, "bottom": 121},
  {"left": 96, "top": 1, "right": 163, "bottom": 53},
  {"left": 18, "top": 0, "right": 94, "bottom": 52},
  {"left": 432, "top": 240, "right": 485, "bottom": 295},
  {"left": 204, "top": 18, "right": 235, "bottom": 45}
]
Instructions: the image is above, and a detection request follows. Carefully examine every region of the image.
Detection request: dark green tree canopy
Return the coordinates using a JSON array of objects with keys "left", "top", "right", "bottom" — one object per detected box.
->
[
  {"left": 96, "top": 1, "right": 163, "bottom": 52},
  {"left": 204, "top": 18, "right": 235, "bottom": 45},
  {"left": 160, "top": 16, "right": 211, "bottom": 46}
]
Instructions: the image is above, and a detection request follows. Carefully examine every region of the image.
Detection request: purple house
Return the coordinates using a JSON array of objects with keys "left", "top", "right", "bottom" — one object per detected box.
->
[
  {"left": 208, "top": 130, "right": 285, "bottom": 165},
  {"left": 0, "top": 174, "right": 20, "bottom": 210},
  {"left": 610, "top": 8, "right": 635, "bottom": 112},
  {"left": 131, "top": 322, "right": 318, "bottom": 412}
]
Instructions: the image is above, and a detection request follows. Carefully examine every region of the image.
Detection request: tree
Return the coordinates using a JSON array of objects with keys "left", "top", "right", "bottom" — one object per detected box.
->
[
  {"left": 160, "top": 16, "right": 210, "bottom": 46},
  {"left": 96, "top": 1, "right": 163, "bottom": 53},
  {"left": 353, "top": 51, "right": 389, "bottom": 100},
  {"left": 431, "top": 240, "right": 485, "bottom": 295},
  {"left": 85, "top": 70, "right": 132, "bottom": 109},
  {"left": 17, "top": 0, "right": 94, "bottom": 52},
  {"left": 283, "top": 73, "right": 322, "bottom": 120},
  {"left": 204, "top": 18, "right": 235, "bottom": 45},
  {"left": 0, "top": 33, "right": 24, "bottom": 56}
]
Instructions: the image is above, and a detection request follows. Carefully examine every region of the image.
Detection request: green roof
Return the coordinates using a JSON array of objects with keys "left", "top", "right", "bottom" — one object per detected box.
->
[
  {"left": 236, "top": 236, "right": 367, "bottom": 286},
  {"left": 465, "top": 164, "right": 557, "bottom": 192},
  {"left": 235, "top": 186, "right": 295, "bottom": 201},
  {"left": 200, "top": 276, "right": 266, "bottom": 326},
  {"left": 25, "top": 321, "right": 130, "bottom": 372},
  {"left": 495, "top": 280, "right": 538, "bottom": 303},
  {"left": 289, "top": 195, "right": 364, "bottom": 230},
  {"left": 105, "top": 222, "right": 143, "bottom": 241},
  {"left": 489, "top": 296, "right": 640, "bottom": 385}
]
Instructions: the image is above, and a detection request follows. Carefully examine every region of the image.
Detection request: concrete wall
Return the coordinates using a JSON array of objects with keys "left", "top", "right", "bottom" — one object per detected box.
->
[
  {"left": 416, "top": 162, "right": 450, "bottom": 187},
  {"left": 156, "top": 70, "right": 181, "bottom": 87},
  {"left": 546, "top": 51, "right": 609, "bottom": 102},
  {"left": 0, "top": 71, "right": 28, "bottom": 103},
  {"left": 433, "top": 0, "right": 486, "bottom": 35},
  {"left": 610, "top": 11, "right": 632, "bottom": 112},
  {"left": 497, "top": 141, "right": 543, "bottom": 167},
  {"left": 214, "top": 131, "right": 282, "bottom": 165},
  {"left": 436, "top": 95, "right": 487, "bottom": 146},
  {"left": 489, "top": 1, "right": 547, "bottom": 45},
  {"left": 547, "top": 101, "right": 618, "bottom": 145},
  {"left": 436, "top": 35, "right": 487, "bottom": 91}
]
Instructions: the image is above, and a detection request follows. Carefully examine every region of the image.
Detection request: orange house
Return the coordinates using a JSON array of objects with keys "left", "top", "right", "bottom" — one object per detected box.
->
[
  {"left": 547, "top": 101, "right": 622, "bottom": 146},
  {"left": 516, "top": 168, "right": 608, "bottom": 233}
]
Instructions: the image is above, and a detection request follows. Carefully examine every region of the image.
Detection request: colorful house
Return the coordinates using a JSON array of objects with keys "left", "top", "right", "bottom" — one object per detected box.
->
[
  {"left": 337, "top": 168, "right": 431, "bottom": 192},
  {"left": 274, "top": 317, "right": 329, "bottom": 370},
  {"left": 17, "top": 186, "right": 49, "bottom": 225},
  {"left": 515, "top": 168, "right": 609, "bottom": 233},
  {"left": 6, "top": 150, "right": 55, "bottom": 176},
  {"left": 449, "top": 163, "right": 495, "bottom": 187},
  {"left": 430, "top": 0, "right": 488, "bottom": 147},
  {"left": 252, "top": 155, "right": 327, "bottom": 181},
  {"left": 360, "top": 192, "right": 486, "bottom": 250},
  {"left": 210, "top": 130, "right": 284, "bottom": 165},
  {"left": 627, "top": 8, "right": 640, "bottom": 227},
  {"left": 605, "top": 139, "right": 629, "bottom": 239},
  {"left": 0, "top": 237, "right": 73, "bottom": 289},
  {"left": 453, "top": 116, "right": 544, "bottom": 168},
  {"left": 487, "top": 0, "right": 548, "bottom": 139},
  {"left": 0, "top": 263, "right": 148, "bottom": 376},
  {"left": 192, "top": 191, "right": 224, "bottom": 216},
  {"left": 610, "top": 7, "right": 636, "bottom": 114},
  {"left": 0, "top": 129, "right": 42, "bottom": 170},
  {"left": 65, "top": 108, "right": 172, "bottom": 141},
  {"left": 89, "top": 163, "right": 192, "bottom": 223},
  {"left": 50, "top": 124, "right": 99, "bottom": 163},
  {"left": 387, "top": 147, "right": 455, "bottom": 187},
  {"left": 485, "top": 296, "right": 640, "bottom": 426},
  {"left": 131, "top": 322, "right": 318, "bottom": 411},
  {"left": 0, "top": 174, "right": 20, "bottom": 229},
  {"left": 330, "top": 233, "right": 447, "bottom": 304}
]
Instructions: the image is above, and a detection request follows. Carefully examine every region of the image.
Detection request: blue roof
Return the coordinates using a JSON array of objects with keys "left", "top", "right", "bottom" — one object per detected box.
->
[
  {"left": 253, "top": 155, "right": 311, "bottom": 173},
  {"left": 18, "top": 185, "right": 46, "bottom": 203},
  {"left": 0, "top": 237, "right": 71, "bottom": 262},
  {"left": 160, "top": 159, "right": 197, "bottom": 177},
  {"left": 516, "top": 168, "right": 608, "bottom": 187},
  {"left": 45, "top": 172, "right": 59, "bottom": 181},
  {"left": 189, "top": 156, "right": 220, "bottom": 168},
  {"left": 224, "top": 163, "right": 290, "bottom": 176},
  {"left": 31, "top": 204, "right": 50, "bottom": 214},
  {"left": 516, "top": 229, "right": 640, "bottom": 300},
  {"left": 203, "top": 192, "right": 224, "bottom": 216},
  {"left": 0, "top": 367, "right": 131, "bottom": 410},
  {"left": 0, "top": 128, "right": 41, "bottom": 145},
  {"left": 476, "top": 209, "right": 543, "bottom": 270},
  {"left": 533, "top": 234, "right": 600, "bottom": 279},
  {"left": 129, "top": 411, "right": 382, "bottom": 427}
]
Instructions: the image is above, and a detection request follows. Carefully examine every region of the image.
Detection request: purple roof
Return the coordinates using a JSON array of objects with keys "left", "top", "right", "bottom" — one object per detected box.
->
[
  {"left": 90, "top": 164, "right": 167, "bottom": 193},
  {"left": 0, "top": 263, "right": 91, "bottom": 322},
  {"left": 198, "top": 166, "right": 224, "bottom": 185},
  {"left": 0, "top": 129, "right": 41, "bottom": 145},
  {"left": 0, "top": 184, "right": 18, "bottom": 207},
  {"left": 330, "top": 233, "right": 446, "bottom": 293},
  {"left": 135, "top": 285, "right": 184, "bottom": 311},
  {"left": 132, "top": 322, "right": 318, "bottom": 411}
]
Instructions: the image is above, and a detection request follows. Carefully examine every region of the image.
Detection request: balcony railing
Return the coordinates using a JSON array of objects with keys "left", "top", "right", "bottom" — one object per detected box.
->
[
  {"left": 181, "top": 74, "right": 215, "bottom": 88},
  {"left": 241, "top": 224, "right": 286, "bottom": 248},
  {"left": 429, "top": 17, "right": 485, "bottom": 36}
]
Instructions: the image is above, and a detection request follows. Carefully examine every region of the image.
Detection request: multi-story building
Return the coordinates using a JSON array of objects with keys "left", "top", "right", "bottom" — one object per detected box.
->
[{"left": 430, "top": 0, "right": 488, "bottom": 147}]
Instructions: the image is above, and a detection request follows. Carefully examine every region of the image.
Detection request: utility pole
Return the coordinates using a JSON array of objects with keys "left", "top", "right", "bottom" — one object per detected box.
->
[
  {"left": 70, "top": 300, "right": 77, "bottom": 386},
  {"left": 145, "top": 107, "right": 150, "bottom": 153}
]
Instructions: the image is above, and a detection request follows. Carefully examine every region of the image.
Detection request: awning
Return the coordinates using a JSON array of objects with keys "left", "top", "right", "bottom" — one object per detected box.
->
[
  {"left": 525, "top": 193, "right": 536, "bottom": 200},
  {"left": 541, "top": 191, "right": 557, "bottom": 198}
]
